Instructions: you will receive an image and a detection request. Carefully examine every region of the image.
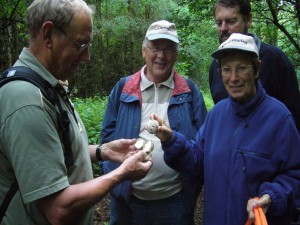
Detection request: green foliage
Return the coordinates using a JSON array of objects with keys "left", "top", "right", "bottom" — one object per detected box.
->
[
  {"left": 73, "top": 96, "right": 108, "bottom": 144},
  {"left": 172, "top": 4, "right": 218, "bottom": 89},
  {"left": 1, "top": 0, "right": 299, "bottom": 94},
  {"left": 203, "top": 91, "right": 214, "bottom": 111}
]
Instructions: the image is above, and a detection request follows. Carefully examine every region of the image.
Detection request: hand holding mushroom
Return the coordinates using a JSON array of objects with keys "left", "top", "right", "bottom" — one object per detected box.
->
[{"left": 147, "top": 114, "right": 173, "bottom": 142}]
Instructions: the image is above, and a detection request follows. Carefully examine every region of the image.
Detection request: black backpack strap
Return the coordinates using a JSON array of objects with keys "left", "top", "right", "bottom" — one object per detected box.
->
[
  {"left": 1, "top": 66, "right": 74, "bottom": 167},
  {"left": 53, "top": 94, "right": 74, "bottom": 167},
  {"left": 0, "top": 181, "right": 18, "bottom": 222},
  {"left": 185, "top": 78, "right": 194, "bottom": 94},
  {"left": 0, "top": 66, "right": 74, "bottom": 222},
  {"left": 0, "top": 66, "right": 56, "bottom": 105},
  {"left": 115, "top": 76, "right": 127, "bottom": 110}
]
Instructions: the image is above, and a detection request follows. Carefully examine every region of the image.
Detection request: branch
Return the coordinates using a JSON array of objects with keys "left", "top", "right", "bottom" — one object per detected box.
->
[
  {"left": 266, "top": 0, "right": 300, "bottom": 54},
  {"left": 0, "top": 0, "right": 22, "bottom": 31}
]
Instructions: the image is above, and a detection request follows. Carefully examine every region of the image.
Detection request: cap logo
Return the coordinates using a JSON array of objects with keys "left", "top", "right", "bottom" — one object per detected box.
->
[
  {"left": 153, "top": 26, "right": 174, "bottom": 32},
  {"left": 221, "top": 38, "right": 248, "bottom": 48}
]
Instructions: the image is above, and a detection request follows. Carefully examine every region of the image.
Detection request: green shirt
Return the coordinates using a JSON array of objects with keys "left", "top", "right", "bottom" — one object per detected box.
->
[{"left": 0, "top": 48, "right": 94, "bottom": 225}]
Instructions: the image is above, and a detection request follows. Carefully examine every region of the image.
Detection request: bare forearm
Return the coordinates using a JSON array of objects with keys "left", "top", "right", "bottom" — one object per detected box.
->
[
  {"left": 89, "top": 144, "right": 98, "bottom": 163},
  {"left": 38, "top": 167, "right": 126, "bottom": 225},
  {"left": 39, "top": 149, "right": 150, "bottom": 225}
]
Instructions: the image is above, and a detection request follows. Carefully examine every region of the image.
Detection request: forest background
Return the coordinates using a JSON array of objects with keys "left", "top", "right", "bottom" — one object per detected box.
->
[
  {"left": 0, "top": 0, "right": 300, "bottom": 144},
  {"left": 1, "top": 1, "right": 300, "bottom": 223}
]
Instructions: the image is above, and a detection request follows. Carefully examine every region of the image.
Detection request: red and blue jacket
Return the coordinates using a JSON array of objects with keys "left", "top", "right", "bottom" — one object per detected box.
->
[{"left": 100, "top": 68, "right": 207, "bottom": 202}]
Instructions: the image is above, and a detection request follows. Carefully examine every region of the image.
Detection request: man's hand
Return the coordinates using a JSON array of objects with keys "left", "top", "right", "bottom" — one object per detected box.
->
[
  {"left": 102, "top": 139, "right": 138, "bottom": 163},
  {"left": 118, "top": 150, "right": 153, "bottom": 181},
  {"left": 90, "top": 139, "right": 138, "bottom": 163}
]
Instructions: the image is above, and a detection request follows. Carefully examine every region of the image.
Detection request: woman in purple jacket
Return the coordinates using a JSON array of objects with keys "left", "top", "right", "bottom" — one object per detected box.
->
[{"left": 153, "top": 33, "right": 300, "bottom": 225}]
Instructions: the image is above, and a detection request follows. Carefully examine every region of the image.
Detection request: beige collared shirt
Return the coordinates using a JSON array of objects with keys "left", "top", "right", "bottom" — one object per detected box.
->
[{"left": 132, "top": 66, "right": 182, "bottom": 200}]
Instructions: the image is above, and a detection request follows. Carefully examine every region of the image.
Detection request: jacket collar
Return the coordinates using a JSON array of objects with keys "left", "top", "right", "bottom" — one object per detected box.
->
[
  {"left": 140, "top": 65, "right": 174, "bottom": 91},
  {"left": 123, "top": 68, "right": 191, "bottom": 97},
  {"left": 230, "top": 82, "right": 266, "bottom": 118}
]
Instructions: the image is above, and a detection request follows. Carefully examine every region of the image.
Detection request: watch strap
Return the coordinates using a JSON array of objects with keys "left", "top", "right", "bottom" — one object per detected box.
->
[{"left": 96, "top": 145, "right": 102, "bottom": 161}]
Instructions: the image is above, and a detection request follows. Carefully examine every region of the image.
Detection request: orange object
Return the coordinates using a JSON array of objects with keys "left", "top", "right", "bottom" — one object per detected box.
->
[{"left": 245, "top": 198, "right": 268, "bottom": 225}]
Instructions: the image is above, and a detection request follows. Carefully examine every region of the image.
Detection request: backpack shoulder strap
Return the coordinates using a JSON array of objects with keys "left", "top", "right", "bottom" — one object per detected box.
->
[
  {"left": 0, "top": 181, "right": 18, "bottom": 222},
  {"left": 1, "top": 66, "right": 74, "bottom": 167},
  {"left": 0, "top": 66, "right": 56, "bottom": 104},
  {"left": 115, "top": 76, "right": 127, "bottom": 110},
  {"left": 0, "top": 66, "right": 74, "bottom": 222},
  {"left": 185, "top": 78, "right": 194, "bottom": 94}
]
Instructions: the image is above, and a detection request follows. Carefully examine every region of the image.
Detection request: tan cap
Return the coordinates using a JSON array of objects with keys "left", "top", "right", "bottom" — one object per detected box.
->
[{"left": 145, "top": 20, "right": 179, "bottom": 43}]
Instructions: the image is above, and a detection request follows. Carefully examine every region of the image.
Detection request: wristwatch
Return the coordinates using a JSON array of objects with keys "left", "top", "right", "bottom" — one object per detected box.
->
[{"left": 96, "top": 145, "right": 103, "bottom": 161}]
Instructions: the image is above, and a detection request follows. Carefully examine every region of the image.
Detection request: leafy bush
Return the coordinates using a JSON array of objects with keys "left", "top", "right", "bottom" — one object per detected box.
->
[
  {"left": 73, "top": 96, "right": 108, "bottom": 177},
  {"left": 73, "top": 96, "right": 108, "bottom": 144},
  {"left": 203, "top": 90, "right": 214, "bottom": 111}
]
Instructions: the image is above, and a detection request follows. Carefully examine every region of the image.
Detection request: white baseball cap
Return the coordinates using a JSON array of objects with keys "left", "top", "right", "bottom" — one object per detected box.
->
[
  {"left": 211, "top": 33, "right": 259, "bottom": 59},
  {"left": 145, "top": 20, "right": 179, "bottom": 43}
]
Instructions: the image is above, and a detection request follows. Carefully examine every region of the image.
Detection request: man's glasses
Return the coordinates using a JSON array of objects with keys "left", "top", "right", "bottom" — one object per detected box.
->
[
  {"left": 146, "top": 45, "right": 176, "bottom": 56},
  {"left": 55, "top": 26, "right": 92, "bottom": 53},
  {"left": 217, "top": 65, "right": 253, "bottom": 76}
]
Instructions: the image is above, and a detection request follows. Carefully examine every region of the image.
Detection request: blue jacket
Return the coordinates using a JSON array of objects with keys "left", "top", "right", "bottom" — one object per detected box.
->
[
  {"left": 100, "top": 69, "right": 207, "bottom": 202},
  {"left": 162, "top": 83, "right": 300, "bottom": 225},
  {"left": 209, "top": 33, "right": 300, "bottom": 132}
]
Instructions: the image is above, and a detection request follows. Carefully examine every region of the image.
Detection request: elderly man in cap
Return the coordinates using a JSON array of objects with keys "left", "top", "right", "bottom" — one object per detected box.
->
[
  {"left": 152, "top": 33, "right": 300, "bottom": 225},
  {"left": 100, "top": 20, "right": 207, "bottom": 225}
]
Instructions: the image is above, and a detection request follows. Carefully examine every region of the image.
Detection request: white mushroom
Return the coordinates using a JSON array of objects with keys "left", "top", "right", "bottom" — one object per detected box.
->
[
  {"left": 142, "top": 140, "right": 154, "bottom": 161},
  {"left": 134, "top": 138, "right": 154, "bottom": 161},
  {"left": 145, "top": 119, "right": 159, "bottom": 134},
  {"left": 134, "top": 138, "right": 146, "bottom": 150}
]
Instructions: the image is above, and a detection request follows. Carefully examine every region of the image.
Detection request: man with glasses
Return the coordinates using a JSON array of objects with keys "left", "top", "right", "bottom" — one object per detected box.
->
[
  {"left": 209, "top": 0, "right": 300, "bottom": 132},
  {"left": 0, "top": 0, "right": 152, "bottom": 224},
  {"left": 100, "top": 20, "right": 207, "bottom": 225}
]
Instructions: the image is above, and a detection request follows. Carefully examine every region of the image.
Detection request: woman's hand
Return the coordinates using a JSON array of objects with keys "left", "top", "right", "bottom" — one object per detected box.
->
[
  {"left": 150, "top": 114, "right": 173, "bottom": 142},
  {"left": 247, "top": 194, "right": 271, "bottom": 220}
]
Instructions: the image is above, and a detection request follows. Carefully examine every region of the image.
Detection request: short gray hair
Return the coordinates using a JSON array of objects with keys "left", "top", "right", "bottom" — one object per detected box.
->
[{"left": 25, "top": 0, "right": 94, "bottom": 38}]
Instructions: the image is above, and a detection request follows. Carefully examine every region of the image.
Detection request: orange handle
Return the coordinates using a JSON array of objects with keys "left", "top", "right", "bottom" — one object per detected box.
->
[{"left": 245, "top": 198, "right": 268, "bottom": 225}]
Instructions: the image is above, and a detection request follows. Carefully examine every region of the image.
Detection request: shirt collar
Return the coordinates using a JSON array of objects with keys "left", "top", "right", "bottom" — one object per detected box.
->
[
  {"left": 15, "top": 48, "right": 59, "bottom": 88},
  {"left": 140, "top": 65, "right": 174, "bottom": 91}
]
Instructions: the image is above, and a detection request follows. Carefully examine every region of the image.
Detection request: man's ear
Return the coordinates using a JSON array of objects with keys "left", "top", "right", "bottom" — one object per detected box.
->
[
  {"left": 142, "top": 45, "right": 146, "bottom": 58},
  {"left": 41, "top": 21, "right": 55, "bottom": 49},
  {"left": 246, "top": 12, "right": 252, "bottom": 30}
]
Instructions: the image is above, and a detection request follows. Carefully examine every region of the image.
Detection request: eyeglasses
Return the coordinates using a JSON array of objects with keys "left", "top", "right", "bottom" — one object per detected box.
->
[
  {"left": 146, "top": 45, "right": 176, "bottom": 56},
  {"left": 55, "top": 26, "right": 92, "bottom": 53},
  {"left": 217, "top": 65, "right": 253, "bottom": 76}
]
